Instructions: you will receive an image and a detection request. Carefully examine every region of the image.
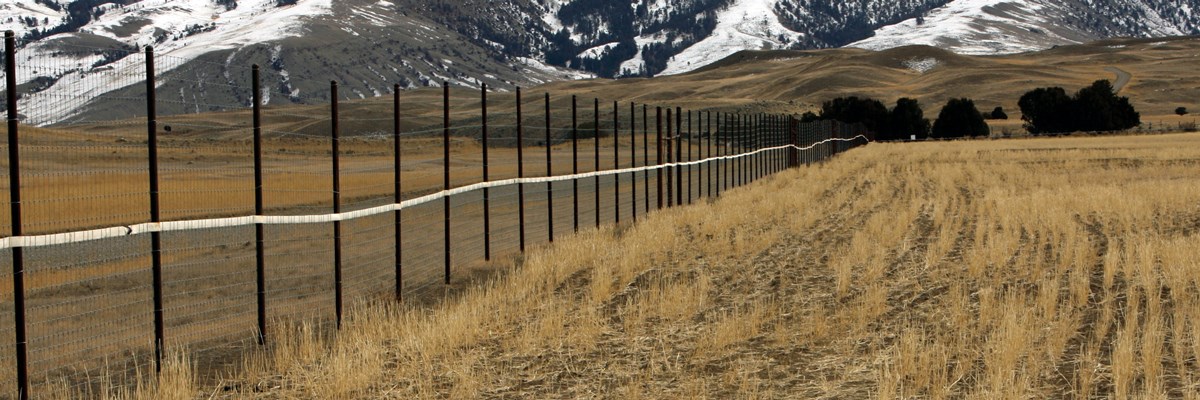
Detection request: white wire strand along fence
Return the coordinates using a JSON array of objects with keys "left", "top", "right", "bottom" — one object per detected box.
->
[{"left": 1, "top": 30, "right": 871, "bottom": 397}]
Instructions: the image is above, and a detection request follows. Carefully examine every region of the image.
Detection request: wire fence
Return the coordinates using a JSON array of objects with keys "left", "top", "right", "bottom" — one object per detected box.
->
[{"left": 1, "top": 31, "right": 870, "bottom": 397}]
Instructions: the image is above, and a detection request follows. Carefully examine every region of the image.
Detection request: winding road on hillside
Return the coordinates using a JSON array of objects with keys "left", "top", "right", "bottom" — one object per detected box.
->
[{"left": 1105, "top": 66, "right": 1132, "bottom": 93}]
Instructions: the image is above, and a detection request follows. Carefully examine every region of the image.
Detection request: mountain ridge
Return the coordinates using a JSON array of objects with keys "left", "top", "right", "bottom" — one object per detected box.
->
[{"left": 3, "top": 0, "right": 1200, "bottom": 125}]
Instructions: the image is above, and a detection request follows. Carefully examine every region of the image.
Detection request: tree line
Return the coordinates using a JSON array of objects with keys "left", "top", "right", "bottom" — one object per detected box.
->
[
  {"left": 800, "top": 96, "right": 987, "bottom": 140},
  {"left": 805, "top": 79, "right": 1141, "bottom": 140}
]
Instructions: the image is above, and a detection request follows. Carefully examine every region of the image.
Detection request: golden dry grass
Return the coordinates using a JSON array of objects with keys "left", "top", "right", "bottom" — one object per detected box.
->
[{"left": 62, "top": 132, "right": 1200, "bottom": 398}]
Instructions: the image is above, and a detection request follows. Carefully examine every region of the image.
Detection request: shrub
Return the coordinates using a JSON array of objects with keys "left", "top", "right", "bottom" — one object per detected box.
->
[
  {"left": 990, "top": 106, "right": 1008, "bottom": 120},
  {"left": 1177, "top": 107, "right": 1189, "bottom": 116},
  {"left": 887, "top": 98, "right": 930, "bottom": 140},
  {"left": 817, "top": 96, "right": 889, "bottom": 136},
  {"left": 932, "top": 98, "right": 989, "bottom": 138},
  {"left": 1018, "top": 80, "right": 1140, "bottom": 135},
  {"left": 1018, "top": 87, "right": 1074, "bottom": 134},
  {"left": 800, "top": 111, "right": 819, "bottom": 123}
]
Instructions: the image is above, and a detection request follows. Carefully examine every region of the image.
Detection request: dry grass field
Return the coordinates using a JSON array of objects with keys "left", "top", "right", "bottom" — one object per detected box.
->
[{"left": 56, "top": 131, "right": 1200, "bottom": 399}]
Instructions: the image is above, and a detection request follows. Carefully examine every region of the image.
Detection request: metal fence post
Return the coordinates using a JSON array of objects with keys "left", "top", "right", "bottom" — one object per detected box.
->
[
  {"left": 666, "top": 108, "right": 673, "bottom": 208},
  {"left": 545, "top": 93, "right": 553, "bottom": 243},
  {"left": 443, "top": 83, "right": 451, "bottom": 284},
  {"left": 674, "top": 107, "right": 682, "bottom": 207},
  {"left": 481, "top": 84, "right": 490, "bottom": 261},
  {"left": 737, "top": 113, "right": 744, "bottom": 187},
  {"left": 629, "top": 102, "right": 636, "bottom": 222},
  {"left": 789, "top": 116, "right": 798, "bottom": 168},
  {"left": 656, "top": 107, "right": 664, "bottom": 210},
  {"left": 686, "top": 110, "right": 692, "bottom": 205},
  {"left": 756, "top": 114, "right": 762, "bottom": 181},
  {"left": 719, "top": 112, "right": 724, "bottom": 192},
  {"left": 613, "top": 101, "right": 620, "bottom": 224},
  {"left": 572, "top": 95, "right": 579, "bottom": 233},
  {"left": 145, "top": 46, "right": 166, "bottom": 374},
  {"left": 516, "top": 87, "right": 525, "bottom": 252},
  {"left": 331, "top": 81, "right": 343, "bottom": 329},
  {"left": 642, "top": 105, "right": 649, "bottom": 213},
  {"left": 593, "top": 98, "right": 599, "bottom": 229},
  {"left": 393, "top": 84, "right": 402, "bottom": 301},
  {"left": 5, "top": 30, "right": 30, "bottom": 400},
  {"left": 251, "top": 65, "right": 267, "bottom": 345},
  {"left": 707, "top": 111, "right": 712, "bottom": 199}
]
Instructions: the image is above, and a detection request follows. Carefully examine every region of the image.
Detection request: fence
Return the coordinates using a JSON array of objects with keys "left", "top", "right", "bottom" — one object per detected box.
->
[{"left": 1, "top": 30, "right": 869, "bottom": 398}]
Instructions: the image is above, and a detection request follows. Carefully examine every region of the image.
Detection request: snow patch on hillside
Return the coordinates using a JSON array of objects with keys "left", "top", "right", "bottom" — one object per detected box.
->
[
  {"left": 12, "top": 0, "right": 332, "bottom": 125},
  {"left": 903, "top": 57, "right": 939, "bottom": 73},
  {"left": 659, "top": 0, "right": 803, "bottom": 76},
  {"left": 618, "top": 33, "right": 669, "bottom": 76},
  {"left": 578, "top": 42, "right": 618, "bottom": 59},
  {"left": 850, "top": 0, "right": 1069, "bottom": 54},
  {"left": 0, "top": 0, "right": 67, "bottom": 34}
]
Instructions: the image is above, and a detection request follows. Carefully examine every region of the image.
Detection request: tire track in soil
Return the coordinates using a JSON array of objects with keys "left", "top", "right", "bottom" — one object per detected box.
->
[{"left": 694, "top": 163, "right": 904, "bottom": 397}]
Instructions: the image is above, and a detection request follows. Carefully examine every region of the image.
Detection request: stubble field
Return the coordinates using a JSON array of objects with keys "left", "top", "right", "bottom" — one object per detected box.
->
[{"left": 80, "top": 131, "right": 1200, "bottom": 399}]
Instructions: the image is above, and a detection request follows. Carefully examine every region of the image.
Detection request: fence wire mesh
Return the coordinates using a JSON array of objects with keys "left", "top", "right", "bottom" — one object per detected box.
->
[{"left": 0, "top": 37, "right": 870, "bottom": 397}]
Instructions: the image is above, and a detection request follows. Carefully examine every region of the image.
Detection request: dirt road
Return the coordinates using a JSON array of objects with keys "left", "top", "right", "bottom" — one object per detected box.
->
[{"left": 1105, "top": 66, "right": 1132, "bottom": 93}]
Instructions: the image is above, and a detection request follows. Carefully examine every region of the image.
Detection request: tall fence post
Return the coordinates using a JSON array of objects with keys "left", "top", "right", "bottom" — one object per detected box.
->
[
  {"left": 718, "top": 112, "right": 724, "bottom": 192},
  {"left": 330, "top": 81, "right": 343, "bottom": 329},
  {"left": 572, "top": 95, "right": 578, "bottom": 233},
  {"left": 251, "top": 65, "right": 267, "bottom": 345},
  {"left": 642, "top": 105, "right": 649, "bottom": 213},
  {"left": 686, "top": 110, "right": 692, "bottom": 205},
  {"left": 6, "top": 30, "right": 30, "bottom": 400},
  {"left": 516, "top": 87, "right": 525, "bottom": 252},
  {"left": 707, "top": 111, "right": 712, "bottom": 199},
  {"left": 443, "top": 83, "right": 451, "bottom": 284},
  {"left": 780, "top": 116, "right": 786, "bottom": 171},
  {"left": 629, "top": 102, "right": 636, "bottom": 223},
  {"left": 753, "top": 114, "right": 758, "bottom": 181},
  {"left": 593, "top": 98, "right": 599, "bottom": 229},
  {"left": 545, "top": 93, "right": 553, "bottom": 243},
  {"left": 481, "top": 84, "right": 490, "bottom": 261},
  {"left": 755, "top": 113, "right": 761, "bottom": 179},
  {"left": 789, "top": 116, "right": 798, "bottom": 168},
  {"left": 674, "top": 107, "right": 682, "bottom": 207},
  {"left": 770, "top": 115, "right": 775, "bottom": 173},
  {"left": 393, "top": 84, "right": 402, "bottom": 301},
  {"left": 756, "top": 114, "right": 762, "bottom": 181},
  {"left": 774, "top": 115, "right": 779, "bottom": 172},
  {"left": 613, "top": 100, "right": 620, "bottom": 225},
  {"left": 666, "top": 108, "right": 673, "bottom": 208},
  {"left": 732, "top": 113, "right": 738, "bottom": 188},
  {"left": 656, "top": 107, "right": 664, "bottom": 210},
  {"left": 145, "top": 45, "right": 166, "bottom": 374},
  {"left": 737, "top": 113, "right": 744, "bottom": 187}
]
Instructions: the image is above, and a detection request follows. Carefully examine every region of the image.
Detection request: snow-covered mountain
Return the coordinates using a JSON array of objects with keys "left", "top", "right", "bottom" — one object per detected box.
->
[
  {"left": 3, "top": 0, "right": 1200, "bottom": 125},
  {"left": 1, "top": 0, "right": 591, "bottom": 124},
  {"left": 851, "top": 0, "right": 1200, "bottom": 54}
]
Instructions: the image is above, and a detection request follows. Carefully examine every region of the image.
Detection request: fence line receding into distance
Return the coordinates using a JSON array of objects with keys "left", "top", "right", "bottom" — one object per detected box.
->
[{"left": 0, "top": 30, "right": 870, "bottom": 398}]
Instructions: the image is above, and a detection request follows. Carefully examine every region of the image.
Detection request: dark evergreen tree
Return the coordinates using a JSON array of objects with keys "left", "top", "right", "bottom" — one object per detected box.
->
[
  {"left": 1018, "top": 87, "right": 1074, "bottom": 135},
  {"left": 932, "top": 98, "right": 989, "bottom": 138},
  {"left": 1177, "top": 107, "right": 1189, "bottom": 116},
  {"left": 886, "top": 98, "right": 930, "bottom": 140},
  {"left": 1074, "top": 80, "right": 1139, "bottom": 132},
  {"left": 990, "top": 106, "right": 1008, "bottom": 120},
  {"left": 1020, "top": 80, "right": 1140, "bottom": 134},
  {"left": 819, "top": 96, "right": 888, "bottom": 135}
]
